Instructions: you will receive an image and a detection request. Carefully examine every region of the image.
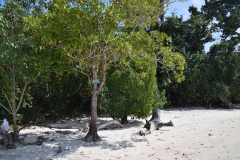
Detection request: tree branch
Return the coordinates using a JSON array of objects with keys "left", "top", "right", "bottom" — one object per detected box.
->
[
  {"left": 0, "top": 103, "right": 13, "bottom": 115},
  {"left": 1, "top": 90, "right": 13, "bottom": 112},
  {"left": 16, "top": 81, "right": 28, "bottom": 113},
  {"left": 97, "top": 51, "right": 107, "bottom": 91}
]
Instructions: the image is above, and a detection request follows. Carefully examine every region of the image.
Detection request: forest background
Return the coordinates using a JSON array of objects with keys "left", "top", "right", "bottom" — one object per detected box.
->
[{"left": 0, "top": 0, "right": 239, "bottom": 141}]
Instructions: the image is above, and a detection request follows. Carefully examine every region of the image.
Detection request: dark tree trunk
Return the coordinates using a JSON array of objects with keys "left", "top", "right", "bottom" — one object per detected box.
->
[
  {"left": 121, "top": 115, "right": 128, "bottom": 124},
  {"left": 138, "top": 109, "right": 173, "bottom": 136},
  {"left": 149, "top": 109, "right": 161, "bottom": 121},
  {"left": 83, "top": 123, "right": 101, "bottom": 142},
  {"left": 83, "top": 52, "right": 107, "bottom": 142},
  {"left": 83, "top": 83, "right": 101, "bottom": 142},
  {"left": 12, "top": 113, "right": 19, "bottom": 142}
]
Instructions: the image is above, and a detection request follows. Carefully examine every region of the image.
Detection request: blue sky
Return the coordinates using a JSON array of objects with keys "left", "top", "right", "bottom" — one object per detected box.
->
[
  {"left": 0, "top": 0, "right": 3, "bottom": 6},
  {"left": 165, "top": 0, "right": 205, "bottom": 20}
]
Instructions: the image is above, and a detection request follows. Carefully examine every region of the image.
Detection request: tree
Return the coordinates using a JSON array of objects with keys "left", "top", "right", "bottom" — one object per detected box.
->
[
  {"left": 0, "top": 0, "right": 41, "bottom": 142},
  {"left": 106, "top": 42, "right": 158, "bottom": 124},
  {"left": 205, "top": 40, "right": 240, "bottom": 107},
  {"left": 157, "top": 1, "right": 240, "bottom": 106},
  {"left": 202, "top": 0, "right": 240, "bottom": 40},
  {"left": 155, "top": 6, "right": 215, "bottom": 105},
  {"left": 25, "top": 0, "right": 185, "bottom": 142}
]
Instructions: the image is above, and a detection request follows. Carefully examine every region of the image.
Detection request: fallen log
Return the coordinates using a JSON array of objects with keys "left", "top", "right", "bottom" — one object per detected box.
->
[
  {"left": 97, "top": 120, "right": 123, "bottom": 131},
  {"left": 138, "top": 109, "right": 174, "bottom": 136}
]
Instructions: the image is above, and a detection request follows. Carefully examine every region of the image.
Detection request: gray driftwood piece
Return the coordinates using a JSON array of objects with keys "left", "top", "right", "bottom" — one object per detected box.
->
[
  {"left": 97, "top": 120, "right": 123, "bottom": 131},
  {"left": 138, "top": 109, "right": 173, "bottom": 136},
  {"left": 0, "top": 129, "right": 14, "bottom": 149},
  {"left": 218, "top": 96, "right": 240, "bottom": 109}
]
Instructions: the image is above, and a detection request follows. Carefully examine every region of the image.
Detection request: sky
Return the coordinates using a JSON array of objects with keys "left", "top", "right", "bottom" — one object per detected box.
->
[{"left": 165, "top": 0, "right": 205, "bottom": 20}]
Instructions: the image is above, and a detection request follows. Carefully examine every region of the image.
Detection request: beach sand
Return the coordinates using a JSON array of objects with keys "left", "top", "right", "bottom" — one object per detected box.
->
[{"left": 1, "top": 107, "right": 240, "bottom": 160}]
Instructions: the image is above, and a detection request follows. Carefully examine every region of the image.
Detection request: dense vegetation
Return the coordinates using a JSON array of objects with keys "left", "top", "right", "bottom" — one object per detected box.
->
[{"left": 0, "top": 0, "right": 239, "bottom": 141}]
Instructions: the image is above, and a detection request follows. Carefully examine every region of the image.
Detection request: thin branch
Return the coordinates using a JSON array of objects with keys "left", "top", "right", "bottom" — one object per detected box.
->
[
  {"left": 1, "top": 90, "right": 13, "bottom": 112},
  {"left": 16, "top": 81, "right": 28, "bottom": 113},
  {"left": 97, "top": 51, "right": 107, "bottom": 91},
  {"left": 0, "top": 103, "right": 13, "bottom": 115},
  {"left": 77, "top": 68, "right": 91, "bottom": 86}
]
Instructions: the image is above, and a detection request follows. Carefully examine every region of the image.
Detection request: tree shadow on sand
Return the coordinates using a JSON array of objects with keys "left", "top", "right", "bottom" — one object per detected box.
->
[{"left": 0, "top": 118, "right": 152, "bottom": 160}]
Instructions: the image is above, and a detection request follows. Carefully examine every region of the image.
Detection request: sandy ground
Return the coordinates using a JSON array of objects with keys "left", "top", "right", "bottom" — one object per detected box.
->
[{"left": 0, "top": 107, "right": 240, "bottom": 160}]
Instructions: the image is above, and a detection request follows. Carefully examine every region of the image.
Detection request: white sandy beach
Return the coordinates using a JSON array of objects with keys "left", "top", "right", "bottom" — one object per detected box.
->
[{"left": 1, "top": 107, "right": 240, "bottom": 160}]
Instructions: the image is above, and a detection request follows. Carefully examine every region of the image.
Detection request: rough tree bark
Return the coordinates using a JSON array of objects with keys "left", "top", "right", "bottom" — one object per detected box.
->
[
  {"left": 138, "top": 109, "right": 173, "bottom": 136},
  {"left": 121, "top": 115, "right": 128, "bottom": 124},
  {"left": 83, "top": 82, "right": 101, "bottom": 142},
  {"left": 83, "top": 53, "right": 107, "bottom": 142}
]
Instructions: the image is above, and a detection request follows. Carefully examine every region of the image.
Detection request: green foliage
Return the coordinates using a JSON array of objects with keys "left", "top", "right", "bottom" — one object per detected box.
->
[
  {"left": 18, "top": 72, "right": 91, "bottom": 123},
  {"left": 206, "top": 40, "right": 240, "bottom": 102},
  {"left": 159, "top": 2, "right": 240, "bottom": 106},
  {"left": 202, "top": 0, "right": 240, "bottom": 40},
  {"left": 0, "top": 0, "right": 38, "bottom": 122},
  {"left": 153, "top": 89, "right": 167, "bottom": 109},
  {"left": 24, "top": 0, "right": 185, "bottom": 122},
  {"left": 106, "top": 50, "right": 157, "bottom": 119}
]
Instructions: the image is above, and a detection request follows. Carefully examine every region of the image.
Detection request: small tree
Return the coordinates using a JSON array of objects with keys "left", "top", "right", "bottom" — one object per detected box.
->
[
  {"left": 106, "top": 49, "right": 158, "bottom": 124},
  {"left": 0, "top": 0, "right": 40, "bottom": 141}
]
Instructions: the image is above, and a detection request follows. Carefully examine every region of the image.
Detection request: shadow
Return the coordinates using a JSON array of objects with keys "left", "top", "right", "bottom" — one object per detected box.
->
[
  {"left": 163, "top": 106, "right": 239, "bottom": 112},
  {"left": 0, "top": 124, "right": 138, "bottom": 160}
]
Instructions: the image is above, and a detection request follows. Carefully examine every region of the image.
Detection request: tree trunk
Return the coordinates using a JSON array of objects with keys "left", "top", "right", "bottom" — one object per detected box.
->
[
  {"left": 12, "top": 112, "right": 19, "bottom": 142},
  {"left": 149, "top": 109, "right": 161, "bottom": 121},
  {"left": 83, "top": 55, "right": 101, "bottom": 142},
  {"left": 83, "top": 51, "right": 107, "bottom": 142},
  {"left": 83, "top": 83, "right": 101, "bottom": 142},
  {"left": 138, "top": 109, "right": 173, "bottom": 136},
  {"left": 121, "top": 115, "right": 128, "bottom": 124},
  {"left": 12, "top": 74, "right": 19, "bottom": 142}
]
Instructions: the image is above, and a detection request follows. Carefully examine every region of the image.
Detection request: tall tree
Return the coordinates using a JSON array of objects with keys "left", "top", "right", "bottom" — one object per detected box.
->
[
  {"left": 201, "top": 0, "right": 240, "bottom": 105},
  {"left": 25, "top": 0, "right": 185, "bottom": 142},
  {"left": 158, "top": 1, "right": 240, "bottom": 106},
  {"left": 202, "top": 0, "right": 240, "bottom": 40},
  {"left": 156, "top": 6, "right": 214, "bottom": 105}
]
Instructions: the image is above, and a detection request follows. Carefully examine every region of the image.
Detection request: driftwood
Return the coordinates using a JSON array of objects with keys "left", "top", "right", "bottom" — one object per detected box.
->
[
  {"left": 97, "top": 120, "right": 123, "bottom": 131},
  {"left": 19, "top": 123, "right": 74, "bottom": 130},
  {"left": 55, "top": 130, "right": 76, "bottom": 134},
  {"left": 138, "top": 109, "right": 174, "bottom": 136},
  {"left": 0, "top": 129, "right": 14, "bottom": 149},
  {"left": 218, "top": 96, "right": 240, "bottom": 109}
]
